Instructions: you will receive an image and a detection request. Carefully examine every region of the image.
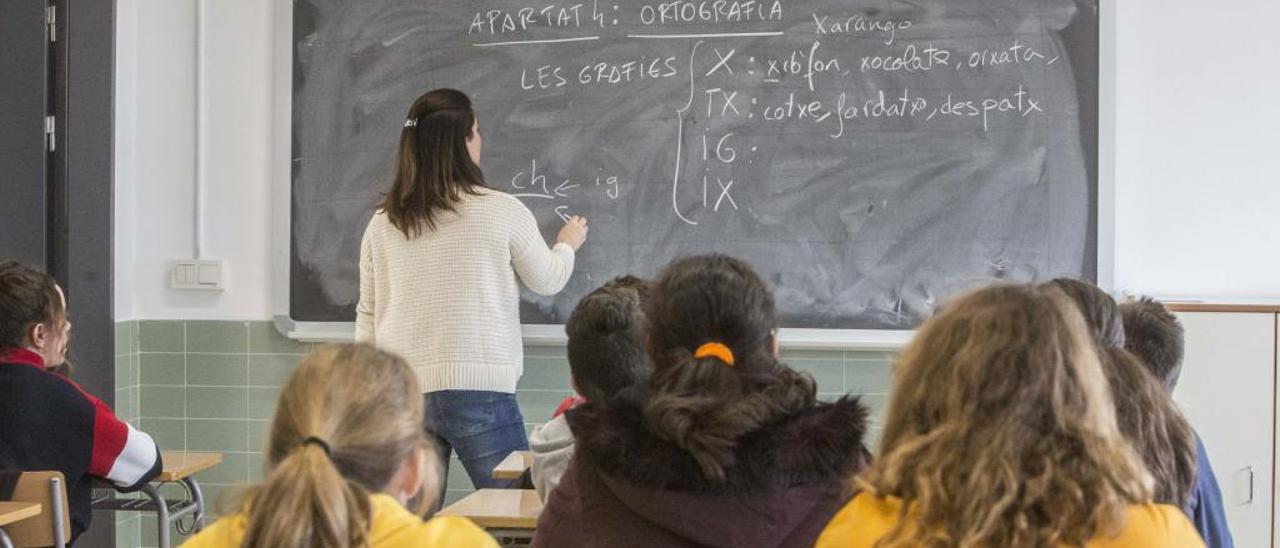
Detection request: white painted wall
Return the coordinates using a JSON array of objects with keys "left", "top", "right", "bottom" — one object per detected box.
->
[
  {"left": 113, "top": 0, "right": 1280, "bottom": 320},
  {"left": 113, "top": 0, "right": 138, "bottom": 321},
  {"left": 116, "top": 0, "right": 275, "bottom": 320},
  {"left": 1112, "top": 0, "right": 1280, "bottom": 299}
]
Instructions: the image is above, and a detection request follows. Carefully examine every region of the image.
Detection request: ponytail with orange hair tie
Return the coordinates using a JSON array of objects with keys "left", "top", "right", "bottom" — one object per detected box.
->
[{"left": 694, "top": 342, "right": 735, "bottom": 366}]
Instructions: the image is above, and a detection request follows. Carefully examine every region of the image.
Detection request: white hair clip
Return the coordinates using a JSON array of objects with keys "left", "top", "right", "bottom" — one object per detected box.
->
[{"left": 404, "top": 118, "right": 418, "bottom": 128}]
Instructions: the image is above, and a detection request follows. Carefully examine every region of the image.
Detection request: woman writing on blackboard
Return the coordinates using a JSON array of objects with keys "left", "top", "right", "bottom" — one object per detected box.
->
[{"left": 356, "top": 88, "right": 588, "bottom": 505}]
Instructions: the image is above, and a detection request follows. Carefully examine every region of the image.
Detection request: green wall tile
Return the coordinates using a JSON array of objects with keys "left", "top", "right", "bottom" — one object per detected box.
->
[
  {"left": 187, "top": 387, "right": 248, "bottom": 419},
  {"left": 845, "top": 364, "right": 892, "bottom": 394},
  {"left": 845, "top": 350, "right": 895, "bottom": 362},
  {"left": 187, "top": 354, "right": 249, "bottom": 386},
  {"left": 788, "top": 359, "right": 845, "bottom": 394},
  {"left": 248, "top": 354, "right": 300, "bottom": 386},
  {"left": 517, "top": 357, "right": 572, "bottom": 391},
  {"left": 444, "top": 457, "right": 475, "bottom": 491},
  {"left": 114, "top": 354, "right": 135, "bottom": 388},
  {"left": 138, "top": 320, "right": 184, "bottom": 353},
  {"left": 818, "top": 393, "right": 848, "bottom": 403},
  {"left": 139, "top": 418, "right": 186, "bottom": 451},
  {"left": 139, "top": 353, "right": 184, "bottom": 385},
  {"left": 516, "top": 390, "right": 575, "bottom": 423},
  {"left": 140, "top": 386, "right": 185, "bottom": 419},
  {"left": 524, "top": 345, "right": 567, "bottom": 359},
  {"left": 780, "top": 349, "right": 845, "bottom": 361},
  {"left": 248, "top": 387, "right": 281, "bottom": 420},
  {"left": 248, "top": 420, "right": 271, "bottom": 453},
  {"left": 115, "top": 387, "right": 138, "bottom": 422},
  {"left": 186, "top": 321, "right": 248, "bottom": 353},
  {"left": 247, "top": 453, "right": 266, "bottom": 482},
  {"left": 139, "top": 513, "right": 184, "bottom": 548},
  {"left": 115, "top": 517, "right": 140, "bottom": 548},
  {"left": 248, "top": 321, "right": 310, "bottom": 354},
  {"left": 114, "top": 321, "right": 136, "bottom": 356},
  {"left": 859, "top": 394, "right": 888, "bottom": 425},
  {"left": 187, "top": 419, "right": 250, "bottom": 452},
  {"left": 202, "top": 484, "right": 246, "bottom": 520}
]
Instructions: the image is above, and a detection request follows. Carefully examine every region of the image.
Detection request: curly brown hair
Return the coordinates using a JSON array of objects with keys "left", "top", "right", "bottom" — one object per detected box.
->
[{"left": 866, "top": 284, "right": 1152, "bottom": 547}]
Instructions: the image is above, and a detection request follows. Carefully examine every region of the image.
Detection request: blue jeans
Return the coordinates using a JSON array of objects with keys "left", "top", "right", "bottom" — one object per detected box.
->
[{"left": 423, "top": 390, "right": 528, "bottom": 511}]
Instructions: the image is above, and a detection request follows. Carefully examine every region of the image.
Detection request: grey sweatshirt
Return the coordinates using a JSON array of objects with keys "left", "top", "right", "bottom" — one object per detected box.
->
[{"left": 529, "top": 413, "right": 576, "bottom": 503}]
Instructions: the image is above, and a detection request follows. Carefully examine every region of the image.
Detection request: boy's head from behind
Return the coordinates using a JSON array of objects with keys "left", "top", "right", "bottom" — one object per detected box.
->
[
  {"left": 1120, "top": 297, "right": 1185, "bottom": 391},
  {"left": 565, "top": 276, "right": 652, "bottom": 403}
]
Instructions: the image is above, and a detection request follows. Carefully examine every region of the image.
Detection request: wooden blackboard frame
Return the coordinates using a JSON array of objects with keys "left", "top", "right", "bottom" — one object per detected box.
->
[{"left": 269, "top": 0, "right": 1116, "bottom": 349}]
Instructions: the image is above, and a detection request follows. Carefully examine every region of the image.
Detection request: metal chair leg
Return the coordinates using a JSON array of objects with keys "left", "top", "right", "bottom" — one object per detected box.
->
[
  {"left": 49, "top": 477, "right": 65, "bottom": 548},
  {"left": 0, "top": 528, "right": 15, "bottom": 548},
  {"left": 142, "top": 484, "right": 170, "bottom": 548},
  {"left": 182, "top": 477, "right": 206, "bottom": 532}
]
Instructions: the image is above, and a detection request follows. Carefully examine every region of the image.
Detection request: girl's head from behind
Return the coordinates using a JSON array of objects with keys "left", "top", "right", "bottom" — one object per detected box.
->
[
  {"left": 870, "top": 284, "right": 1151, "bottom": 547},
  {"left": 1043, "top": 277, "right": 1125, "bottom": 349},
  {"left": 1042, "top": 279, "right": 1196, "bottom": 509},
  {"left": 643, "top": 255, "right": 815, "bottom": 481},
  {"left": 243, "top": 343, "right": 433, "bottom": 548},
  {"left": 645, "top": 255, "right": 777, "bottom": 372},
  {"left": 383, "top": 88, "right": 486, "bottom": 238},
  {"left": 1100, "top": 347, "right": 1197, "bottom": 509}
]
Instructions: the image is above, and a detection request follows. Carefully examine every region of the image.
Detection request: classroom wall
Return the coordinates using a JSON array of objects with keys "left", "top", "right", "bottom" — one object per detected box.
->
[
  {"left": 1111, "top": 0, "right": 1280, "bottom": 299},
  {"left": 115, "top": 0, "right": 275, "bottom": 321},
  {"left": 111, "top": 0, "right": 1280, "bottom": 323}
]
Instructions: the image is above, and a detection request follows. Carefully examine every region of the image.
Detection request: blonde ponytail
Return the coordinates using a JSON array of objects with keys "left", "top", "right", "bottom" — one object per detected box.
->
[
  {"left": 242, "top": 443, "right": 373, "bottom": 548},
  {"left": 237, "top": 343, "right": 430, "bottom": 548}
]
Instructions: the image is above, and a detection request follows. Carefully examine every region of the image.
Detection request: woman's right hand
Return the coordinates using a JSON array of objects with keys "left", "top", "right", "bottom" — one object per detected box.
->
[{"left": 557, "top": 216, "right": 589, "bottom": 251}]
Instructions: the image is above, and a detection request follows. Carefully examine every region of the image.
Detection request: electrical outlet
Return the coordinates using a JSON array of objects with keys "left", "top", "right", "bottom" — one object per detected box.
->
[{"left": 170, "top": 260, "right": 225, "bottom": 291}]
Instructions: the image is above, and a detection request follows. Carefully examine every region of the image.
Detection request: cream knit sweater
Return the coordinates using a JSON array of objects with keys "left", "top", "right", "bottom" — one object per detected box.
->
[{"left": 356, "top": 188, "right": 575, "bottom": 393}]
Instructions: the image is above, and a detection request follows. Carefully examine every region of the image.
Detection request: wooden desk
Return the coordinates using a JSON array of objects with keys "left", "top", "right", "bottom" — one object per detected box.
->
[
  {"left": 0, "top": 502, "right": 41, "bottom": 548},
  {"left": 438, "top": 489, "right": 543, "bottom": 537},
  {"left": 492, "top": 451, "right": 534, "bottom": 480},
  {"left": 92, "top": 451, "right": 223, "bottom": 548},
  {"left": 157, "top": 451, "right": 223, "bottom": 481}
]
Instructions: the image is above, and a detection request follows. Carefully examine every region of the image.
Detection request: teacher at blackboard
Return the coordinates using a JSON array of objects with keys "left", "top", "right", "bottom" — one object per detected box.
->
[{"left": 355, "top": 89, "right": 588, "bottom": 506}]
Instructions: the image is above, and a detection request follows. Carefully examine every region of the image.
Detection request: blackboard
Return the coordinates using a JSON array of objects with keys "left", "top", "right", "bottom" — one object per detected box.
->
[{"left": 290, "top": 0, "right": 1099, "bottom": 330}]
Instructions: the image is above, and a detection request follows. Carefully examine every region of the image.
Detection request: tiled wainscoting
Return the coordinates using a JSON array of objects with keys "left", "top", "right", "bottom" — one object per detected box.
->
[{"left": 111, "top": 320, "right": 893, "bottom": 546}]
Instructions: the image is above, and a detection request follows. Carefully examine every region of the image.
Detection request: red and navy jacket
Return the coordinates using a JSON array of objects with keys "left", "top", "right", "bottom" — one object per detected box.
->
[{"left": 0, "top": 348, "right": 162, "bottom": 539}]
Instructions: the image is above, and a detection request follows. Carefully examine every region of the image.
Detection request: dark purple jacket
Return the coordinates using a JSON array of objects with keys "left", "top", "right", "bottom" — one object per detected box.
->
[{"left": 533, "top": 390, "right": 870, "bottom": 548}]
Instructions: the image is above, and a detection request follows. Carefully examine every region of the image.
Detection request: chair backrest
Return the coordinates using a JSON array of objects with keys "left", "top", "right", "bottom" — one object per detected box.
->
[{"left": 0, "top": 471, "right": 70, "bottom": 548}]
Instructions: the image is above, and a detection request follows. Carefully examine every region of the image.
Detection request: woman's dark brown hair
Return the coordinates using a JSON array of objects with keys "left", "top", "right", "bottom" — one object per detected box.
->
[
  {"left": 642, "top": 254, "right": 816, "bottom": 482},
  {"left": 1043, "top": 278, "right": 1197, "bottom": 509},
  {"left": 1101, "top": 347, "right": 1198, "bottom": 508},
  {"left": 380, "top": 88, "right": 486, "bottom": 238},
  {"left": 0, "top": 260, "right": 66, "bottom": 349},
  {"left": 1044, "top": 278, "right": 1125, "bottom": 348}
]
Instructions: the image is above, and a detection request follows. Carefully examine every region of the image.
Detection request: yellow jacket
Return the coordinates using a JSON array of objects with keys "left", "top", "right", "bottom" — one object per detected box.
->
[
  {"left": 817, "top": 492, "right": 1205, "bottom": 547},
  {"left": 185, "top": 493, "right": 498, "bottom": 548}
]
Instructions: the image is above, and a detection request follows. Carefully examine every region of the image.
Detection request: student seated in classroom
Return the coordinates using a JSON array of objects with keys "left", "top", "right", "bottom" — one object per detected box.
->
[
  {"left": 0, "top": 260, "right": 163, "bottom": 542},
  {"left": 1046, "top": 279, "right": 1199, "bottom": 510},
  {"left": 528, "top": 275, "right": 653, "bottom": 503},
  {"left": 534, "top": 255, "right": 871, "bottom": 548},
  {"left": 184, "top": 343, "right": 497, "bottom": 548},
  {"left": 816, "top": 283, "right": 1204, "bottom": 547},
  {"left": 1123, "top": 297, "right": 1234, "bottom": 548}
]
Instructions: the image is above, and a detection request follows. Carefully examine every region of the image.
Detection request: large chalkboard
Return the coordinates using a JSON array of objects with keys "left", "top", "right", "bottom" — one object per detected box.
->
[{"left": 290, "top": 0, "right": 1099, "bottom": 330}]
